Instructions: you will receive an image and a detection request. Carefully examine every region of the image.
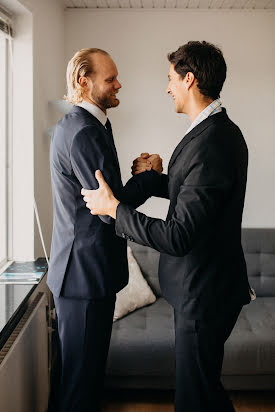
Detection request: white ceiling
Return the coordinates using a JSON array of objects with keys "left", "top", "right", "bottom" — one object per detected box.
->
[{"left": 63, "top": 0, "right": 275, "bottom": 9}]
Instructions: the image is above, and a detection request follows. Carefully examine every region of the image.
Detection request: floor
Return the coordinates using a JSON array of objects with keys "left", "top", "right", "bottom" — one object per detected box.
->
[{"left": 102, "top": 390, "right": 275, "bottom": 412}]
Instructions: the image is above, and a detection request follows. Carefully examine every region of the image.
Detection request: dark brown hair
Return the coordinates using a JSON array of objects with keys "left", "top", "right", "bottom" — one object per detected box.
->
[{"left": 168, "top": 41, "right": 227, "bottom": 100}]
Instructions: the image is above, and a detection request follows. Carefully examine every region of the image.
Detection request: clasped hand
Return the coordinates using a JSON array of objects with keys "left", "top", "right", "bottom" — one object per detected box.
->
[{"left": 131, "top": 153, "right": 163, "bottom": 176}]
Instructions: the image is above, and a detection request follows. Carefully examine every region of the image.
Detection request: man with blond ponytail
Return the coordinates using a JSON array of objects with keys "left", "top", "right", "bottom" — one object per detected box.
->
[{"left": 47, "top": 48, "right": 162, "bottom": 412}]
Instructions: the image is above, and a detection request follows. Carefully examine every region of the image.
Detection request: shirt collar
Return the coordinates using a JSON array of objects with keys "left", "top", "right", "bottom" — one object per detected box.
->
[
  {"left": 185, "top": 98, "right": 222, "bottom": 136},
  {"left": 77, "top": 100, "right": 107, "bottom": 126}
]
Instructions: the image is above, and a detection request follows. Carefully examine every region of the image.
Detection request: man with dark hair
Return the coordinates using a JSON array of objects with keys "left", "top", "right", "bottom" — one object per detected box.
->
[
  {"left": 81, "top": 41, "right": 253, "bottom": 412},
  {"left": 168, "top": 40, "right": 227, "bottom": 100}
]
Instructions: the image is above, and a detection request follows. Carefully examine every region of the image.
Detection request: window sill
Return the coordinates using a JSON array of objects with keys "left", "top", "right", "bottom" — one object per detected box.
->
[{"left": 0, "top": 260, "right": 14, "bottom": 273}]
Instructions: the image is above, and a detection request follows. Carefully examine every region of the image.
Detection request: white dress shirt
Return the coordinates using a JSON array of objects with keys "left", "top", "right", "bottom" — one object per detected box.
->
[{"left": 77, "top": 100, "right": 107, "bottom": 126}]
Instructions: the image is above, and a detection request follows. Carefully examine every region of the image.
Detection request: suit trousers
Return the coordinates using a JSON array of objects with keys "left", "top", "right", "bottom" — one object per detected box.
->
[
  {"left": 174, "top": 305, "right": 242, "bottom": 412},
  {"left": 52, "top": 294, "right": 116, "bottom": 412}
]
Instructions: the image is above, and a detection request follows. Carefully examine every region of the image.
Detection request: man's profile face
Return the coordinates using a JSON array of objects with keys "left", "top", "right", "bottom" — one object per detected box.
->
[
  {"left": 166, "top": 64, "right": 187, "bottom": 113},
  {"left": 86, "top": 54, "right": 121, "bottom": 111}
]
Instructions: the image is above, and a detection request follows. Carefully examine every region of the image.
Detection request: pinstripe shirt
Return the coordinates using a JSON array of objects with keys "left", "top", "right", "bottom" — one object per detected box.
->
[{"left": 185, "top": 98, "right": 222, "bottom": 136}]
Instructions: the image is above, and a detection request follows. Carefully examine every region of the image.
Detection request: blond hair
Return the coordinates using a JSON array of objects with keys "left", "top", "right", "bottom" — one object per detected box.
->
[{"left": 64, "top": 48, "right": 109, "bottom": 105}]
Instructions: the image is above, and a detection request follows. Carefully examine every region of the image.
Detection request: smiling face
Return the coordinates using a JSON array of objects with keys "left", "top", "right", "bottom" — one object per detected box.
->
[
  {"left": 82, "top": 53, "right": 122, "bottom": 112},
  {"left": 166, "top": 64, "right": 189, "bottom": 114}
]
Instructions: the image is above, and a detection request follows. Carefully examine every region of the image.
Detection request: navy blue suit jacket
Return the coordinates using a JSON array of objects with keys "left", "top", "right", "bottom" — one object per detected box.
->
[{"left": 47, "top": 106, "right": 159, "bottom": 298}]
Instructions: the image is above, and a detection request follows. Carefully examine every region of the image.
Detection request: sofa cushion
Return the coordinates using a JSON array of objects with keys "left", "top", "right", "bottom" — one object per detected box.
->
[
  {"left": 223, "top": 297, "right": 275, "bottom": 375},
  {"left": 108, "top": 297, "right": 175, "bottom": 376},
  {"left": 242, "top": 229, "right": 275, "bottom": 297},
  {"left": 108, "top": 297, "right": 275, "bottom": 378}
]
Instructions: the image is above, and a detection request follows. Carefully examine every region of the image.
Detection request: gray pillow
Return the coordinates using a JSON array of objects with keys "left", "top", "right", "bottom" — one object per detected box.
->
[{"left": 113, "top": 247, "right": 156, "bottom": 321}]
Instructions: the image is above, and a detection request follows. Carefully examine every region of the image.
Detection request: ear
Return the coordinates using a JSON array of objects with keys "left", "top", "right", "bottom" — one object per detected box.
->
[
  {"left": 78, "top": 76, "right": 89, "bottom": 90},
  {"left": 185, "top": 72, "right": 195, "bottom": 90}
]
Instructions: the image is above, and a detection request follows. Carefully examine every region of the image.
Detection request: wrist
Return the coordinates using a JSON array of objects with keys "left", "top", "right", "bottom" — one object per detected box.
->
[
  {"left": 109, "top": 197, "right": 120, "bottom": 219},
  {"left": 152, "top": 167, "right": 163, "bottom": 175}
]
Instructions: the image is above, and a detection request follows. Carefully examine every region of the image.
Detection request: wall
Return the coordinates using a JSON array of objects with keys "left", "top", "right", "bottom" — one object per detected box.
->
[{"left": 65, "top": 8, "right": 275, "bottom": 227}]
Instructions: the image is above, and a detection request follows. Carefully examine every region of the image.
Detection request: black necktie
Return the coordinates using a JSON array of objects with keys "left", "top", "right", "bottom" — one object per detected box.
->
[
  {"left": 105, "top": 119, "right": 122, "bottom": 181},
  {"left": 105, "top": 118, "right": 112, "bottom": 136}
]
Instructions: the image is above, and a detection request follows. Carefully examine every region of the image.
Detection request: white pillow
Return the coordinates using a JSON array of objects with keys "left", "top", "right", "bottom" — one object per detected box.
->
[{"left": 113, "top": 246, "right": 156, "bottom": 321}]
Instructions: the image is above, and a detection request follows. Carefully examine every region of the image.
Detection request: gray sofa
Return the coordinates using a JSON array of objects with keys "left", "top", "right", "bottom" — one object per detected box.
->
[{"left": 106, "top": 228, "right": 275, "bottom": 390}]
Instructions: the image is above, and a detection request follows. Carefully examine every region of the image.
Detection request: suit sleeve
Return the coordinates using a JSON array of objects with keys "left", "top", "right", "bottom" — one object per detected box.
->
[
  {"left": 153, "top": 173, "right": 169, "bottom": 199},
  {"left": 70, "top": 125, "right": 118, "bottom": 224},
  {"left": 115, "top": 142, "right": 235, "bottom": 256},
  {"left": 119, "top": 171, "right": 169, "bottom": 208}
]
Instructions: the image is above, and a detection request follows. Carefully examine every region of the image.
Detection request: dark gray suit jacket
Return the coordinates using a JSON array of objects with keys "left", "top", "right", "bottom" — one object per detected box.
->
[
  {"left": 47, "top": 106, "right": 159, "bottom": 298},
  {"left": 115, "top": 109, "right": 251, "bottom": 318}
]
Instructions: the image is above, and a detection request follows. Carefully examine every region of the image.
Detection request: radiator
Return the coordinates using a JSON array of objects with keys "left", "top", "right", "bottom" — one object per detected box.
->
[{"left": 0, "top": 292, "right": 49, "bottom": 412}]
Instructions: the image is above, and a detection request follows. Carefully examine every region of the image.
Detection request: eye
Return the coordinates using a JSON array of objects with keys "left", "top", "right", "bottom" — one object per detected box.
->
[{"left": 106, "top": 77, "right": 114, "bottom": 83}]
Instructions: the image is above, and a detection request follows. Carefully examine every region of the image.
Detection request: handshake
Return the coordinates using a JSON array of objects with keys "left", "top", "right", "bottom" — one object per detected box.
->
[{"left": 131, "top": 153, "right": 163, "bottom": 176}]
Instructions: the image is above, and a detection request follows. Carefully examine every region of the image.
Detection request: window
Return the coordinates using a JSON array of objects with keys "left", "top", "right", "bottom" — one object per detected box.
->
[
  {"left": 0, "top": 5, "right": 12, "bottom": 269},
  {"left": 0, "top": 33, "right": 8, "bottom": 267}
]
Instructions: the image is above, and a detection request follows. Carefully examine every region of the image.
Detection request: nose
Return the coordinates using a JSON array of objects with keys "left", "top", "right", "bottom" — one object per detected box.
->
[
  {"left": 115, "top": 79, "right": 122, "bottom": 90},
  {"left": 166, "top": 86, "right": 171, "bottom": 95}
]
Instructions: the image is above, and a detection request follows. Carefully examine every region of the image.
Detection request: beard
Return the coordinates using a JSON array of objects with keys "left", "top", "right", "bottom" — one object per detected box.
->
[{"left": 91, "top": 83, "right": 120, "bottom": 110}]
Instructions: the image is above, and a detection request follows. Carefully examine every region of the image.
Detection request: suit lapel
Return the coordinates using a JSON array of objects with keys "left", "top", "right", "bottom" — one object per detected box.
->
[
  {"left": 168, "top": 130, "right": 198, "bottom": 171},
  {"left": 168, "top": 109, "right": 228, "bottom": 171}
]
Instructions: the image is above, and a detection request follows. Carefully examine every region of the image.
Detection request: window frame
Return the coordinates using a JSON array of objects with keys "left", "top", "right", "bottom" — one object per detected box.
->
[{"left": 0, "top": 32, "right": 12, "bottom": 270}]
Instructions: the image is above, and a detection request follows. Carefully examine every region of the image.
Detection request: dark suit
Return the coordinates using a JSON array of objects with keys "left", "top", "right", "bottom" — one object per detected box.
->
[
  {"left": 115, "top": 108, "right": 251, "bottom": 411},
  {"left": 47, "top": 106, "right": 158, "bottom": 412}
]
